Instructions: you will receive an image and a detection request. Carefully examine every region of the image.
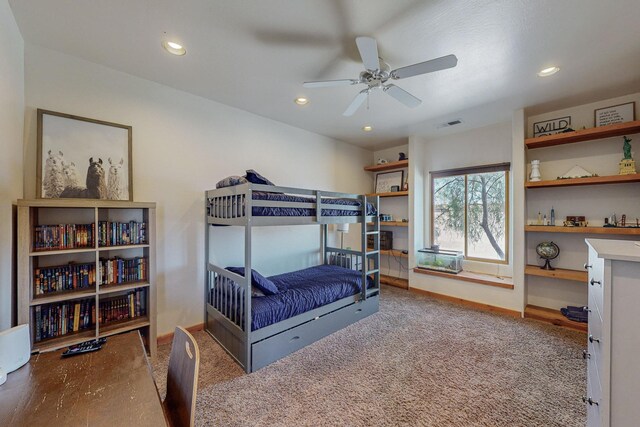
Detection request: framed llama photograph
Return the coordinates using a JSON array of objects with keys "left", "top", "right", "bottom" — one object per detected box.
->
[{"left": 37, "top": 109, "right": 133, "bottom": 200}]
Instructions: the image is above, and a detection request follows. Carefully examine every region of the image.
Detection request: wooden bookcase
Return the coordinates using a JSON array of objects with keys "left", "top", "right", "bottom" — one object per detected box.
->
[
  {"left": 17, "top": 199, "right": 157, "bottom": 358},
  {"left": 523, "top": 120, "right": 640, "bottom": 329},
  {"left": 364, "top": 160, "right": 409, "bottom": 289}
]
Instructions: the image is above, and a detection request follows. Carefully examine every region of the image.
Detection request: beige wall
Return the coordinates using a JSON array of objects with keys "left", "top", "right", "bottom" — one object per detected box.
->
[
  {"left": 23, "top": 44, "right": 373, "bottom": 334},
  {"left": 0, "top": 0, "right": 24, "bottom": 330}
]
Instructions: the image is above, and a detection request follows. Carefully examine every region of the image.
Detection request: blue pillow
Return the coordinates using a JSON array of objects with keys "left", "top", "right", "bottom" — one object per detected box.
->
[
  {"left": 216, "top": 175, "right": 248, "bottom": 189},
  {"left": 225, "top": 267, "right": 279, "bottom": 295},
  {"left": 245, "top": 169, "right": 276, "bottom": 186}
]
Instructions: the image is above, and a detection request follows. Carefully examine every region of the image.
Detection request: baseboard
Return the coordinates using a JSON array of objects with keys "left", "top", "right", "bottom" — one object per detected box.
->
[
  {"left": 157, "top": 323, "right": 205, "bottom": 346},
  {"left": 409, "top": 287, "right": 521, "bottom": 318}
]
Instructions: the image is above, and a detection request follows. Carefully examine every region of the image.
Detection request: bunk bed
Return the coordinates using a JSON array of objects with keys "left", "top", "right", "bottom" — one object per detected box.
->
[{"left": 205, "top": 182, "right": 381, "bottom": 372}]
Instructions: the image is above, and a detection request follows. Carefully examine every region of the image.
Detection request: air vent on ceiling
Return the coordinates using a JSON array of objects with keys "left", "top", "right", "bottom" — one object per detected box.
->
[{"left": 436, "top": 119, "right": 464, "bottom": 129}]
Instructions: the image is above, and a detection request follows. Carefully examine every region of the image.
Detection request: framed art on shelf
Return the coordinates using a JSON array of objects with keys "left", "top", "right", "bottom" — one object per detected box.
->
[
  {"left": 375, "top": 170, "right": 404, "bottom": 193},
  {"left": 594, "top": 102, "right": 635, "bottom": 127},
  {"left": 37, "top": 109, "right": 133, "bottom": 200}
]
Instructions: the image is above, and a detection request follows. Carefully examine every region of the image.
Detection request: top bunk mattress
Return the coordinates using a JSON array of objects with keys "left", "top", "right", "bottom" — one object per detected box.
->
[{"left": 252, "top": 192, "right": 376, "bottom": 217}]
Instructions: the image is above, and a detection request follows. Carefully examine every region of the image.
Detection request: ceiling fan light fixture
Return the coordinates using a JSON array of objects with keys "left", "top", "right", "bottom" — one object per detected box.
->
[
  {"left": 294, "top": 97, "right": 309, "bottom": 105},
  {"left": 537, "top": 66, "right": 559, "bottom": 77},
  {"left": 362, "top": 125, "right": 373, "bottom": 132},
  {"left": 162, "top": 40, "right": 186, "bottom": 56}
]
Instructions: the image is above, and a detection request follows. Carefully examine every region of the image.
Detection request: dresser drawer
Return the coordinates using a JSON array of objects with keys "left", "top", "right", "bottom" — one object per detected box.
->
[
  {"left": 586, "top": 356, "right": 603, "bottom": 427},
  {"left": 588, "top": 306, "right": 602, "bottom": 346}
]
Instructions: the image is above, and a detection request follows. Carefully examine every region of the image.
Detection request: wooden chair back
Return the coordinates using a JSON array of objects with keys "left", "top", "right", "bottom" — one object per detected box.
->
[{"left": 164, "top": 327, "right": 200, "bottom": 427}]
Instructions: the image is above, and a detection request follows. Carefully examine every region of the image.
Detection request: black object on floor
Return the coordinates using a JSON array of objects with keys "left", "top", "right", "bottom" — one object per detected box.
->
[{"left": 560, "top": 306, "right": 588, "bottom": 323}]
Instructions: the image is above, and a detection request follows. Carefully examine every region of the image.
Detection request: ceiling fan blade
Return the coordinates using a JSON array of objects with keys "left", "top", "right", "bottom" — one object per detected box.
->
[
  {"left": 303, "top": 79, "right": 359, "bottom": 88},
  {"left": 343, "top": 89, "right": 369, "bottom": 116},
  {"left": 384, "top": 84, "right": 422, "bottom": 108},
  {"left": 355, "top": 36, "right": 380, "bottom": 71},
  {"left": 391, "top": 54, "right": 458, "bottom": 80}
]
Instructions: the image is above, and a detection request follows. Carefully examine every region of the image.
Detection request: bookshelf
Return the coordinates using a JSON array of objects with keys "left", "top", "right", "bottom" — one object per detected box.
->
[
  {"left": 524, "top": 115, "right": 640, "bottom": 331},
  {"left": 364, "top": 159, "right": 409, "bottom": 286},
  {"left": 17, "top": 199, "right": 156, "bottom": 357}
]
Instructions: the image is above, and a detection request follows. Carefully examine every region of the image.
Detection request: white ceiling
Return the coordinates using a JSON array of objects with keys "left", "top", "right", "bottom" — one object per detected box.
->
[{"left": 9, "top": 0, "right": 640, "bottom": 149}]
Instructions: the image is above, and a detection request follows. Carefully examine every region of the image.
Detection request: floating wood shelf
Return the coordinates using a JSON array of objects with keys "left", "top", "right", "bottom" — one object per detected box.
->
[
  {"left": 380, "top": 274, "right": 409, "bottom": 289},
  {"left": 412, "top": 268, "right": 514, "bottom": 289},
  {"left": 364, "top": 159, "right": 409, "bottom": 172},
  {"left": 370, "top": 248, "right": 408, "bottom": 258},
  {"left": 524, "top": 304, "right": 588, "bottom": 332},
  {"left": 368, "top": 221, "right": 409, "bottom": 227},
  {"left": 366, "top": 191, "right": 408, "bottom": 198},
  {"left": 525, "top": 265, "right": 587, "bottom": 282},
  {"left": 525, "top": 225, "right": 640, "bottom": 235},
  {"left": 525, "top": 173, "right": 640, "bottom": 188},
  {"left": 525, "top": 120, "right": 640, "bottom": 149}
]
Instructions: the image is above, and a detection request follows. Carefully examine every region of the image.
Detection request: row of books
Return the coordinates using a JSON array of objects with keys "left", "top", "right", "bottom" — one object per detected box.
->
[
  {"left": 98, "top": 221, "right": 147, "bottom": 246},
  {"left": 34, "top": 263, "right": 96, "bottom": 296},
  {"left": 34, "top": 289, "right": 147, "bottom": 342},
  {"left": 34, "top": 299, "right": 95, "bottom": 342},
  {"left": 33, "top": 223, "right": 94, "bottom": 251},
  {"left": 99, "top": 256, "right": 148, "bottom": 285},
  {"left": 99, "top": 289, "right": 147, "bottom": 324}
]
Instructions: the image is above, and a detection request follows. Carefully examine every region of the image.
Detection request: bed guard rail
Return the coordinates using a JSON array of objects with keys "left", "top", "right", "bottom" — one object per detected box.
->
[
  {"left": 206, "top": 183, "right": 374, "bottom": 225},
  {"left": 207, "top": 263, "right": 249, "bottom": 331}
]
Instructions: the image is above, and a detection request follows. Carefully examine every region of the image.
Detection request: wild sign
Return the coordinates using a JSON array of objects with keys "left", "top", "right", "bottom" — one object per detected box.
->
[{"left": 532, "top": 116, "right": 571, "bottom": 137}]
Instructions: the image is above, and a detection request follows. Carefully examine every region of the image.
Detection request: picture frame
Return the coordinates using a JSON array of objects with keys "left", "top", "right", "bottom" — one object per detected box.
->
[
  {"left": 594, "top": 102, "right": 635, "bottom": 127},
  {"left": 375, "top": 170, "right": 404, "bottom": 193},
  {"left": 37, "top": 109, "right": 133, "bottom": 200}
]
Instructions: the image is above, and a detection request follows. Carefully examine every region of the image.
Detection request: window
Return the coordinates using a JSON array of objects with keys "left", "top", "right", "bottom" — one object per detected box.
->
[{"left": 431, "top": 163, "right": 509, "bottom": 263}]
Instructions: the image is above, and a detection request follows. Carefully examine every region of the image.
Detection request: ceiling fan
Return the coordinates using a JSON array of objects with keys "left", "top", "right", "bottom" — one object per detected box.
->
[{"left": 303, "top": 36, "right": 458, "bottom": 116}]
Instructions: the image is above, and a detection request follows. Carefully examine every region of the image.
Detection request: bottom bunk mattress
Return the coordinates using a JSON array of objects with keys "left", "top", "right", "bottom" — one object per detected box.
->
[{"left": 214, "top": 264, "right": 373, "bottom": 331}]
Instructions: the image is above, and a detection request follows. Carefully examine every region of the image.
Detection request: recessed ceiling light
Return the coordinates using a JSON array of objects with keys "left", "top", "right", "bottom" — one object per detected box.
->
[
  {"left": 294, "top": 97, "right": 309, "bottom": 105},
  {"left": 537, "top": 66, "right": 559, "bottom": 77},
  {"left": 162, "top": 40, "right": 186, "bottom": 56},
  {"left": 362, "top": 125, "right": 373, "bottom": 132}
]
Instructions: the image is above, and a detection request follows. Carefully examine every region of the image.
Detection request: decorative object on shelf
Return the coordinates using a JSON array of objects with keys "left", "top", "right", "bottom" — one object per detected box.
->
[
  {"left": 377, "top": 158, "right": 388, "bottom": 165},
  {"left": 536, "top": 241, "right": 560, "bottom": 270},
  {"left": 37, "top": 109, "right": 133, "bottom": 201},
  {"left": 559, "top": 127, "right": 576, "bottom": 133},
  {"left": 619, "top": 136, "right": 637, "bottom": 175},
  {"left": 379, "top": 214, "right": 393, "bottom": 221},
  {"left": 595, "top": 101, "right": 635, "bottom": 127},
  {"left": 402, "top": 171, "right": 409, "bottom": 191},
  {"left": 529, "top": 160, "right": 541, "bottom": 182},
  {"left": 390, "top": 185, "right": 400, "bottom": 192},
  {"left": 375, "top": 170, "right": 404, "bottom": 193},
  {"left": 550, "top": 206, "right": 556, "bottom": 226},
  {"left": 537, "top": 211, "right": 542, "bottom": 225},
  {"left": 398, "top": 152, "right": 407, "bottom": 161},
  {"left": 532, "top": 116, "right": 571, "bottom": 137},
  {"left": 556, "top": 165, "right": 598, "bottom": 180},
  {"left": 417, "top": 248, "right": 463, "bottom": 274},
  {"left": 368, "top": 230, "right": 392, "bottom": 250},
  {"left": 563, "top": 216, "right": 587, "bottom": 227}
]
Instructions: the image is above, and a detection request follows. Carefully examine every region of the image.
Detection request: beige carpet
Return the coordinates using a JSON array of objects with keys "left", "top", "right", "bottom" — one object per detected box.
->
[{"left": 153, "top": 286, "right": 586, "bottom": 426}]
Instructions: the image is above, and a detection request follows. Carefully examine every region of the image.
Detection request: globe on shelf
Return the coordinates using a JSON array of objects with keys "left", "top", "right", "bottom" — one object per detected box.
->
[{"left": 536, "top": 241, "right": 560, "bottom": 270}]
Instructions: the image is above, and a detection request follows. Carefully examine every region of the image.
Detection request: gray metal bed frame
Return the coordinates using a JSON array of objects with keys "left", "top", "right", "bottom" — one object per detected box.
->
[{"left": 204, "top": 183, "right": 381, "bottom": 372}]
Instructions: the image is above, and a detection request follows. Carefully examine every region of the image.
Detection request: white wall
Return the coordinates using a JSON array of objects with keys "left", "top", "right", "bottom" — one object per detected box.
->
[
  {"left": 23, "top": 44, "right": 373, "bottom": 335},
  {"left": 371, "top": 144, "right": 409, "bottom": 279},
  {"left": 0, "top": 0, "right": 24, "bottom": 330},
  {"left": 525, "top": 93, "right": 640, "bottom": 310},
  {"left": 409, "top": 122, "right": 523, "bottom": 312}
]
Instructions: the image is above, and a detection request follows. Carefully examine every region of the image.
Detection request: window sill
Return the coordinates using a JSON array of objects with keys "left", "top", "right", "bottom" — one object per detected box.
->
[{"left": 412, "top": 268, "right": 514, "bottom": 290}]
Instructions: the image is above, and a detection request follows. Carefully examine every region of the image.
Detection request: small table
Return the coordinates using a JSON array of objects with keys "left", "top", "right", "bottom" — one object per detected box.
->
[{"left": 0, "top": 331, "right": 167, "bottom": 426}]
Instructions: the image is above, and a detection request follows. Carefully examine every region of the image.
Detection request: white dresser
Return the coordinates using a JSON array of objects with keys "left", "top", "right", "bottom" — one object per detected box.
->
[{"left": 585, "top": 239, "right": 640, "bottom": 427}]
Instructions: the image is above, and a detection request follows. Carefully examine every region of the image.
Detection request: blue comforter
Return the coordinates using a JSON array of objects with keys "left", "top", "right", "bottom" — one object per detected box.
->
[
  {"left": 252, "top": 192, "right": 376, "bottom": 217},
  {"left": 251, "top": 264, "right": 372, "bottom": 331}
]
